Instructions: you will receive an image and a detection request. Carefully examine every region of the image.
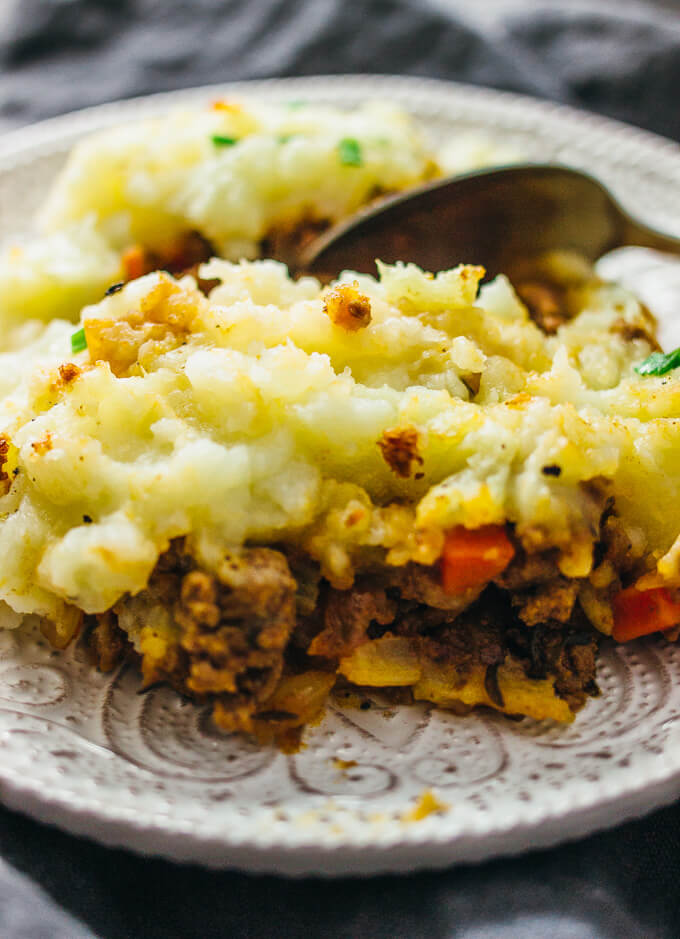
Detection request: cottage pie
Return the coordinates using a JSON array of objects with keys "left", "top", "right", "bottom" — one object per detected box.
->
[{"left": 0, "top": 99, "right": 677, "bottom": 746}]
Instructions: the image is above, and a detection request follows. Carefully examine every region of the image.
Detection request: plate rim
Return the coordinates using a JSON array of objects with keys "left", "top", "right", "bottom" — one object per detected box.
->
[
  {"left": 0, "top": 74, "right": 680, "bottom": 874},
  {"left": 1, "top": 73, "right": 680, "bottom": 166},
  {"left": 0, "top": 757, "right": 678, "bottom": 876}
]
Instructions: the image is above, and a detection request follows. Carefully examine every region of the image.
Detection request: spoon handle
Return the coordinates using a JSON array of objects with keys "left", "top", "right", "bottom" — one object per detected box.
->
[{"left": 622, "top": 216, "right": 680, "bottom": 257}]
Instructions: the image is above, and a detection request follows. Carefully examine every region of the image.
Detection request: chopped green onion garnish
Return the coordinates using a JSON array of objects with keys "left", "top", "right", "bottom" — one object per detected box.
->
[
  {"left": 286, "top": 100, "right": 305, "bottom": 109},
  {"left": 338, "top": 138, "right": 363, "bottom": 167},
  {"left": 71, "top": 328, "right": 87, "bottom": 354},
  {"left": 277, "top": 134, "right": 296, "bottom": 144},
  {"left": 634, "top": 347, "right": 680, "bottom": 376},
  {"left": 211, "top": 135, "right": 238, "bottom": 147}
]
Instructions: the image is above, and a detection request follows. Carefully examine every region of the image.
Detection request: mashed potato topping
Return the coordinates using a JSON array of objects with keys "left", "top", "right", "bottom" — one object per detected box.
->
[
  {"left": 0, "top": 101, "right": 528, "bottom": 332},
  {"left": 0, "top": 256, "right": 677, "bottom": 635},
  {"left": 0, "top": 100, "right": 440, "bottom": 330},
  {"left": 40, "top": 100, "right": 435, "bottom": 255}
]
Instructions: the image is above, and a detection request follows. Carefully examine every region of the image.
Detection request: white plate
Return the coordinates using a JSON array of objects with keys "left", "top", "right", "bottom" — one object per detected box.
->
[{"left": 1, "top": 76, "right": 680, "bottom": 876}]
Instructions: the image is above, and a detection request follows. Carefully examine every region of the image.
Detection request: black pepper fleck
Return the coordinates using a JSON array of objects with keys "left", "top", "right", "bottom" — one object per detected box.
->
[
  {"left": 82, "top": 515, "right": 93, "bottom": 524},
  {"left": 104, "top": 281, "right": 124, "bottom": 296},
  {"left": 541, "top": 464, "right": 562, "bottom": 477},
  {"left": 359, "top": 701, "right": 371, "bottom": 711}
]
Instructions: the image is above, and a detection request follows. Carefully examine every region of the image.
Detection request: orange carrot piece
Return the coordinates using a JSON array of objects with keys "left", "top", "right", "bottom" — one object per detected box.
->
[
  {"left": 121, "top": 245, "right": 150, "bottom": 281},
  {"left": 441, "top": 525, "right": 515, "bottom": 594},
  {"left": 612, "top": 586, "right": 680, "bottom": 642}
]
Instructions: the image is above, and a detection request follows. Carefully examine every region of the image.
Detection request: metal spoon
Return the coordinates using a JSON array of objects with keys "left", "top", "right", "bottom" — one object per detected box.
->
[{"left": 298, "top": 164, "right": 680, "bottom": 281}]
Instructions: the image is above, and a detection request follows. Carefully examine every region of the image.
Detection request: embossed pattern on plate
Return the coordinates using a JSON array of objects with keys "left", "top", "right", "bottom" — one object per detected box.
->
[{"left": 0, "top": 77, "right": 680, "bottom": 874}]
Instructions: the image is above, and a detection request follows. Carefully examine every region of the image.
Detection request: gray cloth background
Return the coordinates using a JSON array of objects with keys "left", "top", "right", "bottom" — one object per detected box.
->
[{"left": 1, "top": 1, "right": 680, "bottom": 936}]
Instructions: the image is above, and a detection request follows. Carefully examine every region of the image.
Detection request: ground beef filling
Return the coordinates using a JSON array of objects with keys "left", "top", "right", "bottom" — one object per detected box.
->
[
  {"left": 515, "top": 279, "right": 570, "bottom": 334},
  {"left": 85, "top": 526, "right": 606, "bottom": 738},
  {"left": 87, "top": 544, "right": 297, "bottom": 734},
  {"left": 259, "top": 217, "right": 330, "bottom": 270}
]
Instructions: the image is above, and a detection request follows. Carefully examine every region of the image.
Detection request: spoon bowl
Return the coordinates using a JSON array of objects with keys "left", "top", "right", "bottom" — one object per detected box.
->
[{"left": 299, "top": 164, "right": 680, "bottom": 280}]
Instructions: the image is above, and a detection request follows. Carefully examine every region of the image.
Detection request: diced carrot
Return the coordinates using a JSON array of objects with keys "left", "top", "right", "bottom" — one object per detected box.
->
[
  {"left": 612, "top": 586, "right": 680, "bottom": 642},
  {"left": 121, "top": 244, "right": 150, "bottom": 281},
  {"left": 441, "top": 524, "right": 515, "bottom": 594}
]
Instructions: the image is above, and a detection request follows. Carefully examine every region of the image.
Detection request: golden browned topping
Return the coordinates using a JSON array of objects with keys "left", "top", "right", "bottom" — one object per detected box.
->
[
  {"left": 31, "top": 433, "right": 53, "bottom": 456},
  {"left": 0, "top": 434, "right": 11, "bottom": 495},
  {"left": 50, "top": 362, "right": 82, "bottom": 393},
  {"left": 377, "top": 426, "right": 423, "bottom": 478},
  {"left": 323, "top": 281, "right": 372, "bottom": 331},
  {"left": 85, "top": 274, "right": 201, "bottom": 376}
]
